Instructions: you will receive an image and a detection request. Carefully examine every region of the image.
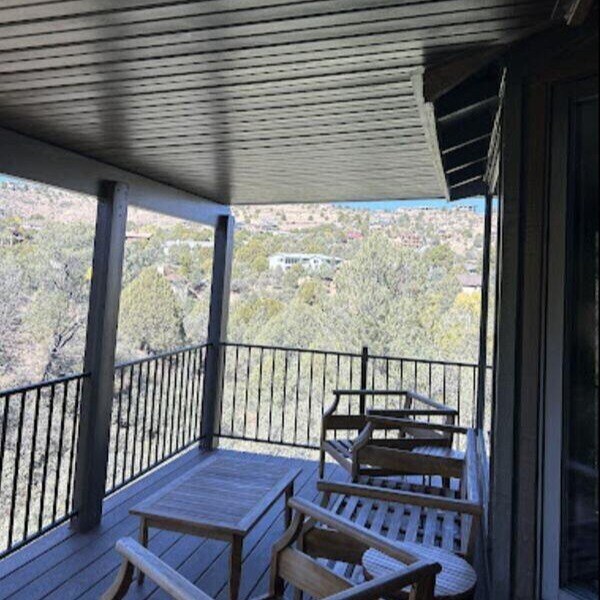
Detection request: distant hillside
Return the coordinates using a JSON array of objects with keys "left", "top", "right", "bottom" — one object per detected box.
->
[{"left": 1, "top": 178, "right": 491, "bottom": 261}]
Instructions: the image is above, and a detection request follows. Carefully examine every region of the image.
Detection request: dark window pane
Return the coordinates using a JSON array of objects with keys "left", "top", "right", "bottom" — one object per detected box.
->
[{"left": 561, "top": 96, "right": 599, "bottom": 598}]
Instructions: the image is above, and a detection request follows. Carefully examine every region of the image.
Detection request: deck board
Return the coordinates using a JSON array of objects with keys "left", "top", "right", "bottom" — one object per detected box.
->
[{"left": 0, "top": 447, "right": 337, "bottom": 600}]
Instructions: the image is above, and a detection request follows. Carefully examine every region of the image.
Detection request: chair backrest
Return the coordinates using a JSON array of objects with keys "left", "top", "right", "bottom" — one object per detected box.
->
[{"left": 402, "top": 391, "right": 457, "bottom": 445}]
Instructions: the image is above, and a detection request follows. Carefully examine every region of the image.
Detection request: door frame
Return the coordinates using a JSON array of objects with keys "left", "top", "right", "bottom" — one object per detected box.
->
[{"left": 540, "top": 77, "right": 598, "bottom": 600}]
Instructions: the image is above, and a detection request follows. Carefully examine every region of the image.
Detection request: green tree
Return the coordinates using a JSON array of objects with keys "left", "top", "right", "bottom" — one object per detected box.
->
[
  {"left": 19, "top": 223, "right": 94, "bottom": 379},
  {"left": 119, "top": 268, "right": 183, "bottom": 354}
]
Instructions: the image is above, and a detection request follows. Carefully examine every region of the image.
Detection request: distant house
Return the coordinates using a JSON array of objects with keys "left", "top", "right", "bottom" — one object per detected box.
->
[
  {"left": 458, "top": 273, "right": 482, "bottom": 294},
  {"left": 392, "top": 231, "right": 423, "bottom": 249},
  {"left": 346, "top": 230, "right": 363, "bottom": 241},
  {"left": 268, "top": 253, "right": 343, "bottom": 272},
  {"left": 163, "top": 239, "right": 213, "bottom": 256}
]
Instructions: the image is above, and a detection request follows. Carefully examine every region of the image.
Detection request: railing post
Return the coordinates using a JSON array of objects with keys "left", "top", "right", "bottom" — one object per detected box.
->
[
  {"left": 360, "top": 346, "right": 369, "bottom": 413},
  {"left": 201, "top": 214, "right": 234, "bottom": 450},
  {"left": 72, "top": 182, "right": 128, "bottom": 532}
]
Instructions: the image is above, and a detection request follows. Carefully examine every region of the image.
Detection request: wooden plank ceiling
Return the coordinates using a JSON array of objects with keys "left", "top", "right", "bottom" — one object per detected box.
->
[{"left": 0, "top": 0, "right": 556, "bottom": 205}]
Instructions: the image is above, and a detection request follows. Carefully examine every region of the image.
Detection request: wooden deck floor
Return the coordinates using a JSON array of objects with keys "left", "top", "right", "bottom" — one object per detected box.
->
[{"left": 0, "top": 447, "right": 338, "bottom": 600}]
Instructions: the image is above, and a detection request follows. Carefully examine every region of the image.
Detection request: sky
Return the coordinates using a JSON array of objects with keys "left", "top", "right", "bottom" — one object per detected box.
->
[{"left": 336, "top": 197, "right": 487, "bottom": 213}]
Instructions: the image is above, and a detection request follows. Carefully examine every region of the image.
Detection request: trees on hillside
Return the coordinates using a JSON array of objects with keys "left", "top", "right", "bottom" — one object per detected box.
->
[
  {"left": 119, "top": 268, "right": 184, "bottom": 355},
  {"left": 0, "top": 202, "right": 485, "bottom": 391}
]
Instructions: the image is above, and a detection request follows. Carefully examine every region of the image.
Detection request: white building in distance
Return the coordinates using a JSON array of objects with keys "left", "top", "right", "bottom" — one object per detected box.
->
[{"left": 268, "top": 253, "right": 343, "bottom": 272}]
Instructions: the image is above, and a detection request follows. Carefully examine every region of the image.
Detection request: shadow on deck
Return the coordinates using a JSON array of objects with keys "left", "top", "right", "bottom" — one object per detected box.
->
[{"left": 0, "top": 448, "right": 332, "bottom": 600}]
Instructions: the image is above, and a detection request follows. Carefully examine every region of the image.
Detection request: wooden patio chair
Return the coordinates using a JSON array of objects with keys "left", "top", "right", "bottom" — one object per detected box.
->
[
  {"left": 102, "top": 497, "right": 441, "bottom": 600},
  {"left": 348, "top": 417, "right": 469, "bottom": 484},
  {"left": 319, "top": 389, "right": 458, "bottom": 480},
  {"left": 314, "top": 429, "right": 483, "bottom": 562}
]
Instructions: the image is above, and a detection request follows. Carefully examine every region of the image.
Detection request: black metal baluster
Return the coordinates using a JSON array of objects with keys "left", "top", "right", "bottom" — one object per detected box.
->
[
  {"left": 268, "top": 350, "right": 276, "bottom": 442},
  {"left": 0, "top": 396, "right": 9, "bottom": 500},
  {"left": 321, "top": 354, "right": 328, "bottom": 418},
  {"left": 122, "top": 365, "right": 134, "bottom": 484},
  {"left": 348, "top": 357, "right": 354, "bottom": 414},
  {"left": 231, "top": 346, "right": 240, "bottom": 436},
  {"left": 24, "top": 388, "right": 42, "bottom": 538},
  {"left": 172, "top": 352, "right": 183, "bottom": 451},
  {"left": 282, "top": 350, "right": 289, "bottom": 443},
  {"left": 162, "top": 356, "right": 172, "bottom": 459},
  {"left": 167, "top": 354, "right": 177, "bottom": 455},
  {"left": 441, "top": 364, "right": 447, "bottom": 406},
  {"left": 8, "top": 392, "right": 26, "bottom": 548},
  {"left": 216, "top": 343, "right": 226, "bottom": 437},
  {"left": 428, "top": 363, "right": 433, "bottom": 398},
  {"left": 255, "top": 348, "right": 264, "bottom": 441},
  {"left": 140, "top": 360, "right": 151, "bottom": 470},
  {"left": 156, "top": 357, "right": 167, "bottom": 463},
  {"left": 185, "top": 349, "right": 196, "bottom": 444},
  {"left": 168, "top": 354, "right": 178, "bottom": 456},
  {"left": 176, "top": 351, "right": 187, "bottom": 450},
  {"left": 293, "top": 353, "right": 301, "bottom": 445},
  {"left": 131, "top": 363, "right": 143, "bottom": 479},
  {"left": 400, "top": 359, "right": 404, "bottom": 391},
  {"left": 148, "top": 359, "right": 159, "bottom": 467},
  {"left": 111, "top": 369, "right": 124, "bottom": 490},
  {"left": 38, "top": 383, "right": 56, "bottom": 530},
  {"left": 243, "top": 347, "right": 251, "bottom": 438},
  {"left": 471, "top": 367, "right": 477, "bottom": 427},
  {"left": 457, "top": 366, "right": 462, "bottom": 426},
  {"left": 307, "top": 352, "right": 314, "bottom": 445},
  {"left": 196, "top": 346, "right": 207, "bottom": 439},
  {"left": 186, "top": 348, "right": 196, "bottom": 443},
  {"left": 66, "top": 377, "right": 82, "bottom": 514}
]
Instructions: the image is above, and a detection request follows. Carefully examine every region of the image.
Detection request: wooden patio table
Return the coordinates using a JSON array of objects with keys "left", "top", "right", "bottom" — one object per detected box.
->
[{"left": 130, "top": 454, "right": 301, "bottom": 600}]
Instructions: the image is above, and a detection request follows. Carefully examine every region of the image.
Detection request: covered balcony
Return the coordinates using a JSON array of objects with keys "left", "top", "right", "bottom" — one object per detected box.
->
[{"left": 0, "top": 2, "right": 598, "bottom": 600}]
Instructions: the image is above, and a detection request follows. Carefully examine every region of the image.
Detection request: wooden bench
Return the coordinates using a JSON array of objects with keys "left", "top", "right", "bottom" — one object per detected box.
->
[
  {"left": 319, "top": 389, "right": 458, "bottom": 480},
  {"left": 102, "top": 497, "right": 441, "bottom": 600},
  {"left": 314, "top": 429, "right": 483, "bottom": 561}
]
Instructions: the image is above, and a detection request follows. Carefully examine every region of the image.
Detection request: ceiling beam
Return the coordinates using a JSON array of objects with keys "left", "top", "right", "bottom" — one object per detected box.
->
[{"left": 0, "top": 127, "right": 230, "bottom": 224}]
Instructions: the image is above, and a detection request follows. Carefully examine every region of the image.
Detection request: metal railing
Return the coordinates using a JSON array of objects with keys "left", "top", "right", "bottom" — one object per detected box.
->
[
  {"left": 366, "top": 353, "right": 491, "bottom": 430},
  {"left": 216, "top": 343, "right": 489, "bottom": 449},
  {"left": 0, "top": 340, "right": 488, "bottom": 559},
  {"left": 106, "top": 343, "right": 208, "bottom": 494},
  {"left": 0, "top": 373, "right": 86, "bottom": 558},
  {"left": 217, "top": 343, "right": 364, "bottom": 449}
]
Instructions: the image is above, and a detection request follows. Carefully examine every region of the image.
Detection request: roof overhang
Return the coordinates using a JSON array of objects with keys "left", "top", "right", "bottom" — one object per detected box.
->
[{"left": 0, "top": 1, "right": 559, "bottom": 206}]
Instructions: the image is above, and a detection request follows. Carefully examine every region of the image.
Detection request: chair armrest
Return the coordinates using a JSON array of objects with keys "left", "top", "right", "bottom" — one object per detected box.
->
[
  {"left": 323, "top": 393, "right": 343, "bottom": 419},
  {"left": 103, "top": 538, "right": 211, "bottom": 600},
  {"left": 407, "top": 391, "right": 455, "bottom": 413},
  {"left": 350, "top": 421, "right": 374, "bottom": 479},
  {"left": 367, "top": 416, "right": 469, "bottom": 435},
  {"left": 367, "top": 408, "right": 455, "bottom": 418},
  {"left": 324, "top": 560, "right": 440, "bottom": 600},
  {"left": 317, "top": 481, "right": 482, "bottom": 516},
  {"left": 332, "top": 389, "right": 409, "bottom": 397},
  {"left": 288, "top": 497, "right": 418, "bottom": 565}
]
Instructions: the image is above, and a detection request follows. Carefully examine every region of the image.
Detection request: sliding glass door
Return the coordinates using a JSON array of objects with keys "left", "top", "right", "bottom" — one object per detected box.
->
[{"left": 542, "top": 79, "right": 598, "bottom": 600}]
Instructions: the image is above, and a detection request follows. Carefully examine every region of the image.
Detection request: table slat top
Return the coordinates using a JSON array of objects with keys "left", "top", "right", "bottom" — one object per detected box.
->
[{"left": 130, "top": 454, "right": 301, "bottom": 535}]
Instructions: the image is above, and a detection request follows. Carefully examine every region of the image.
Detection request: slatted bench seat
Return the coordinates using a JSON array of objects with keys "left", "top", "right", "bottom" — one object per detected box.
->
[{"left": 314, "top": 429, "right": 482, "bottom": 561}]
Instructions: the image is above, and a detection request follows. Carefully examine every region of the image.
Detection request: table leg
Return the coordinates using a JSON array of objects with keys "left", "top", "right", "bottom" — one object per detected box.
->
[
  {"left": 284, "top": 482, "right": 294, "bottom": 528},
  {"left": 137, "top": 518, "right": 148, "bottom": 585},
  {"left": 229, "top": 535, "right": 243, "bottom": 600}
]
